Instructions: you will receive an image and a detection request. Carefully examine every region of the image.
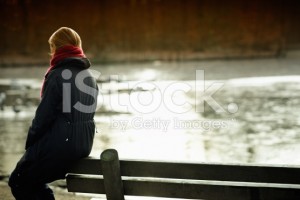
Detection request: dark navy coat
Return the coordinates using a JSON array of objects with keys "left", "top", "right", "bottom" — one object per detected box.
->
[{"left": 12, "top": 57, "right": 98, "bottom": 185}]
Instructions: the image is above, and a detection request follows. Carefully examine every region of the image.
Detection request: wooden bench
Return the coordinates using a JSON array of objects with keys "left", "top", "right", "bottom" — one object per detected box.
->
[{"left": 66, "top": 149, "right": 300, "bottom": 200}]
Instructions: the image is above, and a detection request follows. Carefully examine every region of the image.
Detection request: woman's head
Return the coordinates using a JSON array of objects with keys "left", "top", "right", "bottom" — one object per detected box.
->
[{"left": 48, "top": 27, "right": 82, "bottom": 55}]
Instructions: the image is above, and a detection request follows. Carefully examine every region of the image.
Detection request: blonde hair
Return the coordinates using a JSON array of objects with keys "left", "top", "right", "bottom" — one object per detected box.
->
[{"left": 48, "top": 27, "right": 82, "bottom": 55}]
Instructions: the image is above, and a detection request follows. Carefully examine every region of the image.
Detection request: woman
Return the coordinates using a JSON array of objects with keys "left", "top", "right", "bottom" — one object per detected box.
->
[{"left": 8, "top": 27, "right": 98, "bottom": 200}]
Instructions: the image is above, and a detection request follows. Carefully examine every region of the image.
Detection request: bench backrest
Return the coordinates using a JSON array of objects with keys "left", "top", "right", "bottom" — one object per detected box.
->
[{"left": 66, "top": 149, "right": 300, "bottom": 200}]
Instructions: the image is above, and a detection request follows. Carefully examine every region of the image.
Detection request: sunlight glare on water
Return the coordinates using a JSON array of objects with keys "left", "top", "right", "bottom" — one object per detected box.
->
[{"left": 2, "top": 59, "right": 300, "bottom": 176}]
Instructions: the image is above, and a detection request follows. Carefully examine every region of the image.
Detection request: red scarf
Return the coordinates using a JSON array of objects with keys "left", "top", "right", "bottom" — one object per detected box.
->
[{"left": 40, "top": 45, "right": 85, "bottom": 97}]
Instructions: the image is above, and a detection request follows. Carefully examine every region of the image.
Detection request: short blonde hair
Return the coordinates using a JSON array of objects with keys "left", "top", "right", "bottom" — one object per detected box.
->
[{"left": 48, "top": 27, "right": 82, "bottom": 55}]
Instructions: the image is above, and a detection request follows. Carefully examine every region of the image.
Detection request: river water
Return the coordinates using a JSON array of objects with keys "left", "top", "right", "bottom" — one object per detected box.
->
[{"left": 1, "top": 57, "right": 300, "bottom": 177}]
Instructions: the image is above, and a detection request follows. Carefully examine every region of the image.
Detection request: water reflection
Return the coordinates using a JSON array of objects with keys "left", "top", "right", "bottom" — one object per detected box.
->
[
  {"left": 0, "top": 117, "right": 31, "bottom": 177},
  {"left": 1, "top": 60, "right": 300, "bottom": 177},
  {"left": 94, "top": 76, "right": 300, "bottom": 165}
]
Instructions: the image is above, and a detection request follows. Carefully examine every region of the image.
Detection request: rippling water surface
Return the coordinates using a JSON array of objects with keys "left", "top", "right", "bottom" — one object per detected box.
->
[{"left": 1, "top": 58, "right": 300, "bottom": 177}]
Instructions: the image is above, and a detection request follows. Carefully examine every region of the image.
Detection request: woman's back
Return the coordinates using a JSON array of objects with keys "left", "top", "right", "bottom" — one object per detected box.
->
[{"left": 8, "top": 27, "right": 98, "bottom": 200}]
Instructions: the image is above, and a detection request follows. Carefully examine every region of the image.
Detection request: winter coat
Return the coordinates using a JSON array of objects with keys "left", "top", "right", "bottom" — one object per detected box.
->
[{"left": 23, "top": 57, "right": 98, "bottom": 181}]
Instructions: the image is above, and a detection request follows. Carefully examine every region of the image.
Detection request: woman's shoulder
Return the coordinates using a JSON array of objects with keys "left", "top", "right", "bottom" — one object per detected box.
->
[
  {"left": 49, "top": 57, "right": 90, "bottom": 76},
  {"left": 46, "top": 57, "right": 92, "bottom": 83},
  {"left": 54, "top": 57, "right": 91, "bottom": 70}
]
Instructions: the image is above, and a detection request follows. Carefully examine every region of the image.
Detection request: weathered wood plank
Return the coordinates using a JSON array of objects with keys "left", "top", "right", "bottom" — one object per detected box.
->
[
  {"left": 68, "top": 158, "right": 300, "bottom": 184},
  {"left": 66, "top": 175, "right": 300, "bottom": 200},
  {"left": 120, "top": 160, "right": 300, "bottom": 184},
  {"left": 66, "top": 174, "right": 105, "bottom": 194},
  {"left": 68, "top": 158, "right": 102, "bottom": 175}
]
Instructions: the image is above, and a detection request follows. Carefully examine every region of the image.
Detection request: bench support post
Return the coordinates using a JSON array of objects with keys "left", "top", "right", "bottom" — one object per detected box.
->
[{"left": 101, "top": 149, "right": 125, "bottom": 200}]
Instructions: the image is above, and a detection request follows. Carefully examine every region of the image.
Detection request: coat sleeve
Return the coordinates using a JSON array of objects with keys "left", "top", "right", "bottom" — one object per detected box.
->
[{"left": 25, "top": 72, "right": 62, "bottom": 150}]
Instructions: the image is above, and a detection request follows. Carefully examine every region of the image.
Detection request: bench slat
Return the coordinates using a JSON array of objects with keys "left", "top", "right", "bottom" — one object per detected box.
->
[
  {"left": 66, "top": 175, "right": 300, "bottom": 200},
  {"left": 66, "top": 175, "right": 105, "bottom": 194},
  {"left": 68, "top": 158, "right": 300, "bottom": 184},
  {"left": 68, "top": 158, "right": 102, "bottom": 175}
]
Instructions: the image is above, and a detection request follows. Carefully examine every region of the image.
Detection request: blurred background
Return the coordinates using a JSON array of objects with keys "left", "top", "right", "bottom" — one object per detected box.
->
[
  {"left": 1, "top": 0, "right": 300, "bottom": 63},
  {"left": 1, "top": 0, "right": 300, "bottom": 185}
]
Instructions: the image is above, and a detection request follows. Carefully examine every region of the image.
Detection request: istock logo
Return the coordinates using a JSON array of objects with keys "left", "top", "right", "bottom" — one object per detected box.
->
[
  {"left": 61, "top": 69, "right": 238, "bottom": 114},
  {"left": 195, "top": 70, "right": 238, "bottom": 114},
  {"left": 61, "top": 69, "right": 100, "bottom": 114}
]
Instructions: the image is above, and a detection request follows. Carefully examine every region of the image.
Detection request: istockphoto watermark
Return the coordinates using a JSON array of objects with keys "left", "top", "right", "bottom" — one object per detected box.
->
[
  {"left": 111, "top": 117, "right": 238, "bottom": 132},
  {"left": 60, "top": 69, "right": 239, "bottom": 114}
]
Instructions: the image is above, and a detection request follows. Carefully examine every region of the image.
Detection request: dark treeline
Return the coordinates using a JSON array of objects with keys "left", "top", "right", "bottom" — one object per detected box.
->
[{"left": 0, "top": 0, "right": 300, "bottom": 64}]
